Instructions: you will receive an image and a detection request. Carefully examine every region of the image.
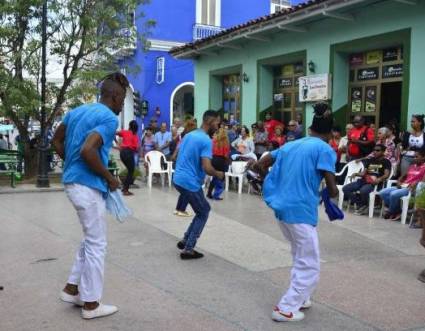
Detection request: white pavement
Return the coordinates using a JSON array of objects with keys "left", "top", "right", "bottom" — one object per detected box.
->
[{"left": 0, "top": 181, "right": 424, "bottom": 331}]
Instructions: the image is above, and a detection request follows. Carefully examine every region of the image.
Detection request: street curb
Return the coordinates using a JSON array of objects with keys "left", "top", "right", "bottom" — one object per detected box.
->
[{"left": 0, "top": 187, "right": 64, "bottom": 194}]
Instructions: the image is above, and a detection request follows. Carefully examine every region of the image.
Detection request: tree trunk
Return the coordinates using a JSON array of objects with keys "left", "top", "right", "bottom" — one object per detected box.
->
[{"left": 23, "top": 141, "right": 39, "bottom": 179}]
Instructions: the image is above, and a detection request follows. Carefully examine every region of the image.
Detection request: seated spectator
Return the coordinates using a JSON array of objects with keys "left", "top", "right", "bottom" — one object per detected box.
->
[
  {"left": 400, "top": 114, "right": 425, "bottom": 176},
  {"left": 286, "top": 120, "right": 302, "bottom": 142},
  {"left": 251, "top": 122, "right": 258, "bottom": 138},
  {"left": 231, "top": 126, "right": 256, "bottom": 161},
  {"left": 342, "top": 144, "right": 391, "bottom": 215},
  {"left": 141, "top": 127, "right": 155, "bottom": 180},
  {"left": 271, "top": 126, "right": 285, "bottom": 146},
  {"left": 379, "top": 150, "right": 425, "bottom": 221},
  {"left": 254, "top": 121, "right": 268, "bottom": 159},
  {"left": 356, "top": 127, "right": 397, "bottom": 168},
  {"left": 154, "top": 122, "right": 172, "bottom": 161},
  {"left": 264, "top": 111, "right": 283, "bottom": 141},
  {"left": 336, "top": 124, "right": 354, "bottom": 184},
  {"left": 347, "top": 116, "right": 375, "bottom": 160}
]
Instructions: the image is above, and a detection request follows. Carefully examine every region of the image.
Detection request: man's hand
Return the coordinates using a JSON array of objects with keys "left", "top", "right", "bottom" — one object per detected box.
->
[{"left": 107, "top": 177, "right": 120, "bottom": 191}]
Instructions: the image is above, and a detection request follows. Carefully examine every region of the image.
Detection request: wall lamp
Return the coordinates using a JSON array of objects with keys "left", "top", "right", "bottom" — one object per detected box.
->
[
  {"left": 242, "top": 72, "right": 249, "bottom": 83},
  {"left": 308, "top": 61, "right": 316, "bottom": 74}
]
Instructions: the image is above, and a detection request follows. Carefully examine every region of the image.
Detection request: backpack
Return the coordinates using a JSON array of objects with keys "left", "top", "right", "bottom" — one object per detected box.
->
[{"left": 358, "top": 127, "right": 375, "bottom": 157}]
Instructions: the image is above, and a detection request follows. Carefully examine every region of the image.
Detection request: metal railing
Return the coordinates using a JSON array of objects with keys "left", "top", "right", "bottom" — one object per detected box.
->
[{"left": 193, "top": 23, "right": 225, "bottom": 41}]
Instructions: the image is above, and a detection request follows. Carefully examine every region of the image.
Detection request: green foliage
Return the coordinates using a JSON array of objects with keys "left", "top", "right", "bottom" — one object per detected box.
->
[
  {"left": 0, "top": 0, "right": 154, "bottom": 133},
  {"left": 416, "top": 187, "right": 425, "bottom": 210}
]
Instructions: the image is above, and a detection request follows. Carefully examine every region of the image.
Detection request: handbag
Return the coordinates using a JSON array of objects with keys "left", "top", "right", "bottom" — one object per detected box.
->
[{"left": 358, "top": 127, "right": 375, "bottom": 156}]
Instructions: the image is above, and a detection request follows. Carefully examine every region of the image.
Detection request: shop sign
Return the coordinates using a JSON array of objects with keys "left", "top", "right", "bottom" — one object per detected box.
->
[
  {"left": 357, "top": 67, "right": 379, "bottom": 81},
  {"left": 298, "top": 74, "right": 332, "bottom": 102},
  {"left": 365, "top": 86, "right": 377, "bottom": 112},
  {"left": 274, "top": 93, "right": 283, "bottom": 101},
  {"left": 366, "top": 51, "right": 382, "bottom": 64},
  {"left": 282, "top": 65, "right": 294, "bottom": 76},
  {"left": 351, "top": 87, "right": 362, "bottom": 112},
  {"left": 350, "top": 53, "right": 363, "bottom": 66},
  {"left": 383, "top": 48, "right": 399, "bottom": 62},
  {"left": 383, "top": 64, "right": 403, "bottom": 79},
  {"left": 279, "top": 78, "right": 293, "bottom": 88},
  {"left": 294, "top": 62, "right": 304, "bottom": 75}
]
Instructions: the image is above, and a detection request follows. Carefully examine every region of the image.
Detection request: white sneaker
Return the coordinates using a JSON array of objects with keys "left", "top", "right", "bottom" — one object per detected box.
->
[
  {"left": 81, "top": 303, "right": 118, "bottom": 319},
  {"left": 175, "top": 211, "right": 192, "bottom": 217},
  {"left": 272, "top": 307, "right": 305, "bottom": 322},
  {"left": 301, "top": 299, "right": 312, "bottom": 309},
  {"left": 60, "top": 291, "right": 83, "bottom": 307}
]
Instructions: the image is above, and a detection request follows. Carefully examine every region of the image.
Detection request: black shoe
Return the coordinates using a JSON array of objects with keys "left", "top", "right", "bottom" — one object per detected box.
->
[
  {"left": 180, "top": 250, "right": 204, "bottom": 260},
  {"left": 177, "top": 240, "right": 186, "bottom": 250},
  {"left": 206, "top": 194, "right": 213, "bottom": 199}
]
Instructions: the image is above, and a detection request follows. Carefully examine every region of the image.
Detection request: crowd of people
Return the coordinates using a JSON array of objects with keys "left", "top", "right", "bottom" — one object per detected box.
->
[{"left": 331, "top": 114, "right": 425, "bottom": 227}]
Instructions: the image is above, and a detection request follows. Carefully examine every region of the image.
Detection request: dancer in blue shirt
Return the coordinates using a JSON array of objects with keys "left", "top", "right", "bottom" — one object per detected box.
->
[
  {"left": 173, "top": 110, "right": 225, "bottom": 259},
  {"left": 249, "top": 103, "right": 338, "bottom": 322}
]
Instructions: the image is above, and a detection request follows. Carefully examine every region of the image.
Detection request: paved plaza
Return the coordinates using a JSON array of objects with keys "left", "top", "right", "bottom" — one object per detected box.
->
[{"left": 1, "top": 182, "right": 425, "bottom": 331}]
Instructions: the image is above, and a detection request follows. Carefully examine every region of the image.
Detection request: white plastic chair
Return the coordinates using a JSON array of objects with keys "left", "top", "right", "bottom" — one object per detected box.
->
[
  {"left": 225, "top": 161, "right": 247, "bottom": 194},
  {"left": 368, "top": 166, "right": 394, "bottom": 218},
  {"left": 144, "top": 151, "right": 170, "bottom": 188},
  {"left": 337, "top": 161, "right": 364, "bottom": 209},
  {"left": 379, "top": 178, "right": 412, "bottom": 224}
]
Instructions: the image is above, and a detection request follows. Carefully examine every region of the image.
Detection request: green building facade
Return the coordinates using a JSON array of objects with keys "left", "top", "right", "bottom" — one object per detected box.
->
[{"left": 171, "top": 0, "right": 425, "bottom": 131}]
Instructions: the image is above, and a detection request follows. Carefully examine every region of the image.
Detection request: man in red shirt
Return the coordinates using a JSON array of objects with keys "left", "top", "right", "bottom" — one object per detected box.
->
[
  {"left": 264, "top": 111, "right": 283, "bottom": 142},
  {"left": 347, "top": 116, "right": 375, "bottom": 160}
]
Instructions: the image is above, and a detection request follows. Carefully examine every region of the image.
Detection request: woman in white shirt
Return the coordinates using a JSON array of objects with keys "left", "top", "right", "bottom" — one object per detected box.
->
[{"left": 231, "top": 126, "right": 256, "bottom": 161}]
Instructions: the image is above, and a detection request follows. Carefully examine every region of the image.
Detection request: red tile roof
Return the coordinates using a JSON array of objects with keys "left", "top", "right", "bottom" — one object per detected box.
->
[{"left": 170, "top": 0, "right": 331, "bottom": 56}]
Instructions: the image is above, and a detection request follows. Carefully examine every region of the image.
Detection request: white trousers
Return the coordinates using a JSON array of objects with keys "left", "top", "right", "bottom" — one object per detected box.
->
[
  {"left": 277, "top": 222, "right": 320, "bottom": 312},
  {"left": 65, "top": 184, "right": 107, "bottom": 302}
]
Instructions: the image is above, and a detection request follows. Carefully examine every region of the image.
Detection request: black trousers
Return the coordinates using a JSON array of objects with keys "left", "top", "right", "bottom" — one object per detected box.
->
[{"left": 120, "top": 148, "right": 135, "bottom": 191}]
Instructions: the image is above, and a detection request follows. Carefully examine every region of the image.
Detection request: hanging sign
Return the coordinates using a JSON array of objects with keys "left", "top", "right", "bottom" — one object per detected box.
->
[
  {"left": 383, "top": 48, "right": 399, "bottom": 62},
  {"left": 366, "top": 51, "right": 382, "bottom": 64},
  {"left": 351, "top": 87, "right": 362, "bottom": 112},
  {"left": 357, "top": 67, "right": 379, "bottom": 81},
  {"left": 298, "top": 74, "right": 332, "bottom": 102},
  {"left": 365, "top": 86, "right": 377, "bottom": 112},
  {"left": 279, "top": 78, "right": 293, "bottom": 88},
  {"left": 282, "top": 65, "right": 294, "bottom": 76},
  {"left": 383, "top": 64, "right": 403, "bottom": 79},
  {"left": 350, "top": 53, "right": 364, "bottom": 66}
]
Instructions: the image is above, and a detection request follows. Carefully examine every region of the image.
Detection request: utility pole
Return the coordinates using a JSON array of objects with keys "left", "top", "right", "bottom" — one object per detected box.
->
[{"left": 36, "top": 0, "right": 50, "bottom": 187}]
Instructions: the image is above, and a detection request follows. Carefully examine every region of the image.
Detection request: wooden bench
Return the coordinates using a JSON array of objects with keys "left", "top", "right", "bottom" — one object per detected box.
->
[{"left": 0, "top": 150, "right": 20, "bottom": 188}]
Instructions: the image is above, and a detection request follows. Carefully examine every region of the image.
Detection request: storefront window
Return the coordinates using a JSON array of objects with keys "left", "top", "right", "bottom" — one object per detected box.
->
[{"left": 223, "top": 74, "right": 241, "bottom": 122}]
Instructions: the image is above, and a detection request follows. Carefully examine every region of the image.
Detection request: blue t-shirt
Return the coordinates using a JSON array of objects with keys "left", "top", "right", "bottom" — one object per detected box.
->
[
  {"left": 62, "top": 103, "right": 118, "bottom": 193},
  {"left": 263, "top": 136, "right": 336, "bottom": 226},
  {"left": 173, "top": 129, "right": 212, "bottom": 192}
]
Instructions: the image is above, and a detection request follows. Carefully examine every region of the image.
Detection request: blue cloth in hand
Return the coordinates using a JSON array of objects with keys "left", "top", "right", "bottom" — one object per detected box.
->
[
  {"left": 321, "top": 188, "right": 344, "bottom": 221},
  {"left": 105, "top": 190, "right": 132, "bottom": 223}
]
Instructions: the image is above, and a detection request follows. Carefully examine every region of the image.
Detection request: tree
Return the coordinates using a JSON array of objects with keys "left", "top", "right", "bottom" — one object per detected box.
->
[{"left": 0, "top": 0, "right": 154, "bottom": 177}]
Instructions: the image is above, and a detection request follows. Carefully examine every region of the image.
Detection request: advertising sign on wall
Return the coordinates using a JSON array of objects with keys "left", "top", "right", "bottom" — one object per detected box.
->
[
  {"left": 366, "top": 51, "right": 382, "bottom": 64},
  {"left": 351, "top": 87, "right": 362, "bottom": 112},
  {"left": 357, "top": 67, "right": 379, "bottom": 81},
  {"left": 383, "top": 64, "right": 403, "bottom": 79},
  {"left": 365, "top": 86, "right": 377, "bottom": 112},
  {"left": 279, "top": 78, "right": 293, "bottom": 88},
  {"left": 298, "top": 74, "right": 332, "bottom": 102}
]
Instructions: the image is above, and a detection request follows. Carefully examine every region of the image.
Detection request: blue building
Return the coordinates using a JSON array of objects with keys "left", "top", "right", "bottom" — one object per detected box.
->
[{"left": 120, "top": 0, "right": 304, "bottom": 129}]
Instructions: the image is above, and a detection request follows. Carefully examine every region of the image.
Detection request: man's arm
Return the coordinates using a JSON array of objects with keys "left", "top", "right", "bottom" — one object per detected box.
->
[
  {"left": 322, "top": 171, "right": 338, "bottom": 198},
  {"left": 52, "top": 123, "right": 66, "bottom": 160},
  {"left": 80, "top": 132, "right": 119, "bottom": 191},
  {"left": 374, "top": 168, "right": 390, "bottom": 185},
  {"left": 202, "top": 158, "right": 225, "bottom": 180}
]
